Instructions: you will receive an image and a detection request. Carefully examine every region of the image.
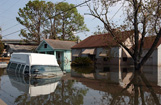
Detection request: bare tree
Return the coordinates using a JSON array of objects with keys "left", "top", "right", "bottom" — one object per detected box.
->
[{"left": 87, "top": 0, "right": 161, "bottom": 71}]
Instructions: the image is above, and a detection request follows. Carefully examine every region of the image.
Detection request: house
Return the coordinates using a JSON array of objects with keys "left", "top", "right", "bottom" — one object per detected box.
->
[
  {"left": 6, "top": 44, "right": 37, "bottom": 56},
  {"left": 2, "top": 39, "right": 36, "bottom": 45},
  {"left": 140, "top": 36, "right": 161, "bottom": 66},
  {"left": 36, "top": 39, "right": 76, "bottom": 72},
  {"left": 72, "top": 30, "right": 161, "bottom": 66},
  {"left": 2, "top": 39, "right": 37, "bottom": 57},
  {"left": 71, "top": 30, "right": 140, "bottom": 66}
]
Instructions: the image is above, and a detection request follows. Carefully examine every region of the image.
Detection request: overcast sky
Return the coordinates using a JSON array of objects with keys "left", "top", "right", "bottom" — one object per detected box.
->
[{"left": 0, "top": 0, "right": 123, "bottom": 40}]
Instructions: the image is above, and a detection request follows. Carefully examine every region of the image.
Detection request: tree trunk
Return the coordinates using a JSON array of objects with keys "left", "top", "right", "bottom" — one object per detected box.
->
[
  {"left": 62, "top": 22, "right": 65, "bottom": 40},
  {"left": 53, "top": 19, "right": 57, "bottom": 39},
  {"left": 37, "top": 26, "right": 41, "bottom": 44},
  {"left": 62, "top": 16, "right": 65, "bottom": 40},
  {"left": 37, "top": 15, "right": 41, "bottom": 44},
  {"left": 50, "top": 19, "right": 53, "bottom": 39}
]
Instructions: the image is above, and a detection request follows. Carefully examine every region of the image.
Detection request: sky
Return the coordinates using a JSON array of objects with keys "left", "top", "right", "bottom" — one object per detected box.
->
[{"left": 0, "top": 0, "right": 123, "bottom": 40}]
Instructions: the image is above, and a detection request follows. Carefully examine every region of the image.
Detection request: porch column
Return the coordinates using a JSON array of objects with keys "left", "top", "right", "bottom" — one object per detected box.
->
[{"left": 54, "top": 51, "right": 57, "bottom": 58}]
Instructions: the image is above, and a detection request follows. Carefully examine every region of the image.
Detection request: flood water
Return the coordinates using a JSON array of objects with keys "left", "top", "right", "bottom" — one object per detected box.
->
[{"left": 0, "top": 65, "right": 161, "bottom": 105}]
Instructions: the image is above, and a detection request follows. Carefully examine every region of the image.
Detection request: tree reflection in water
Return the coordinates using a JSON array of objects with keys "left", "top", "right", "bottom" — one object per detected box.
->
[
  {"left": 110, "top": 71, "right": 160, "bottom": 105},
  {"left": 72, "top": 66, "right": 161, "bottom": 105}
]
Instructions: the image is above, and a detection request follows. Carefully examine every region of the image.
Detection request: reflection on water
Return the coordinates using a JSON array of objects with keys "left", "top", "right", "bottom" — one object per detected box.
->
[
  {"left": 71, "top": 65, "right": 161, "bottom": 105},
  {"left": 0, "top": 65, "right": 161, "bottom": 105},
  {"left": 8, "top": 73, "right": 61, "bottom": 97}
]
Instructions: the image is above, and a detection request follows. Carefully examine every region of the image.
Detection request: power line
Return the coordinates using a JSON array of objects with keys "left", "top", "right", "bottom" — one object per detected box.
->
[
  {"left": 84, "top": 1, "right": 124, "bottom": 22},
  {"left": 0, "top": 0, "right": 22, "bottom": 27},
  {"left": 0, "top": 0, "right": 11, "bottom": 7},
  {"left": 2, "top": 28, "right": 26, "bottom": 37},
  {"left": 2, "top": 24, "right": 20, "bottom": 32},
  {"left": 0, "top": 17, "right": 20, "bottom": 27},
  {"left": 0, "top": 0, "right": 21, "bottom": 15},
  {"left": 0, "top": 0, "right": 67, "bottom": 27},
  {"left": 109, "top": 1, "right": 125, "bottom": 21},
  {"left": 2, "top": 0, "right": 91, "bottom": 38},
  {"left": 51, "top": 0, "right": 91, "bottom": 18}
]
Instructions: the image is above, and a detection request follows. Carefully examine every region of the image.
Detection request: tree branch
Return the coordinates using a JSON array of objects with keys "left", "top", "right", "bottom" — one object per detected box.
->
[
  {"left": 140, "top": 73, "right": 160, "bottom": 105},
  {"left": 139, "top": 28, "right": 161, "bottom": 67}
]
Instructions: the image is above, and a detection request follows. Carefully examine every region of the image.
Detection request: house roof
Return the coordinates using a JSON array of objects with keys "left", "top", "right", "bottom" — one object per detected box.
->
[
  {"left": 141, "top": 36, "right": 161, "bottom": 49},
  {"left": 44, "top": 39, "right": 76, "bottom": 50},
  {"left": 2, "top": 39, "right": 37, "bottom": 45},
  {"left": 72, "top": 30, "right": 134, "bottom": 49},
  {"left": 8, "top": 44, "right": 37, "bottom": 52}
]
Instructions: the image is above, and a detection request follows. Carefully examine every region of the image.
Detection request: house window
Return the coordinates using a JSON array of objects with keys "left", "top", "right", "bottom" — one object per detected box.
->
[
  {"left": 44, "top": 44, "right": 47, "bottom": 48},
  {"left": 104, "top": 57, "right": 109, "bottom": 61},
  {"left": 104, "top": 67, "right": 110, "bottom": 72},
  {"left": 88, "top": 55, "right": 95, "bottom": 61},
  {"left": 122, "top": 68, "right": 127, "bottom": 72},
  {"left": 123, "top": 57, "right": 127, "bottom": 61}
]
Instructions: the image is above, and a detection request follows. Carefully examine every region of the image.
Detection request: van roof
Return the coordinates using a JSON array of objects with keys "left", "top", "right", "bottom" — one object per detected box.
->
[
  {"left": 10, "top": 53, "right": 59, "bottom": 66},
  {"left": 12, "top": 53, "right": 46, "bottom": 55}
]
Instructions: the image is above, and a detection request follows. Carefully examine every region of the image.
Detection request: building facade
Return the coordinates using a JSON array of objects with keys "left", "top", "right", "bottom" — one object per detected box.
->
[
  {"left": 72, "top": 31, "right": 161, "bottom": 66},
  {"left": 36, "top": 39, "right": 76, "bottom": 72},
  {"left": 72, "top": 31, "right": 135, "bottom": 66}
]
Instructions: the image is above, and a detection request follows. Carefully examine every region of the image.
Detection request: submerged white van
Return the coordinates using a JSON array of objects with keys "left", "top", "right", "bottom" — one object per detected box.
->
[{"left": 7, "top": 53, "right": 63, "bottom": 77}]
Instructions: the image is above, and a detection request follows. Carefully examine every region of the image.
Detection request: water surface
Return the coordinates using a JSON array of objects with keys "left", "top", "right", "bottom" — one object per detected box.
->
[{"left": 0, "top": 66, "right": 161, "bottom": 105}]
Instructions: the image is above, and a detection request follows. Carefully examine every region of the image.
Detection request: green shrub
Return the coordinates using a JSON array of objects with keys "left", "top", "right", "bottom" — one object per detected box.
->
[{"left": 71, "top": 57, "right": 93, "bottom": 66}]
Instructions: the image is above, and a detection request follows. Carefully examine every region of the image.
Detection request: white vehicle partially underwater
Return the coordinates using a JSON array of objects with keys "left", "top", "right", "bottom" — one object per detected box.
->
[{"left": 7, "top": 53, "right": 63, "bottom": 78}]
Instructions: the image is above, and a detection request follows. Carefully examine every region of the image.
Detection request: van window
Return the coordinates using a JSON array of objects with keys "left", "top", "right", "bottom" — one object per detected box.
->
[
  {"left": 10, "top": 63, "right": 18, "bottom": 72},
  {"left": 16, "top": 64, "right": 21, "bottom": 73},
  {"left": 20, "top": 65, "right": 25, "bottom": 74},
  {"left": 24, "top": 66, "right": 29, "bottom": 74}
]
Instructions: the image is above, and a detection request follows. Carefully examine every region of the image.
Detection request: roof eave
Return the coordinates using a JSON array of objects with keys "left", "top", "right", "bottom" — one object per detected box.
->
[{"left": 72, "top": 45, "right": 120, "bottom": 49}]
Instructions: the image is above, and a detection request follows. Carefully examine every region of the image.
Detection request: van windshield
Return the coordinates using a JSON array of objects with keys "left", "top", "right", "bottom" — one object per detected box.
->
[{"left": 31, "top": 65, "right": 62, "bottom": 74}]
